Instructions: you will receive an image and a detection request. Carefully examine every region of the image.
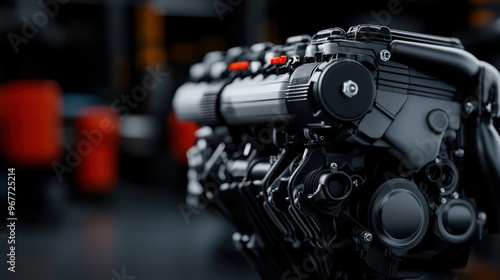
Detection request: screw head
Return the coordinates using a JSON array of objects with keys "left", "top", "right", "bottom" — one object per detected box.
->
[
  {"left": 342, "top": 80, "right": 358, "bottom": 98},
  {"left": 441, "top": 197, "right": 447, "bottom": 204},
  {"left": 379, "top": 49, "right": 391, "bottom": 61},
  {"left": 464, "top": 102, "right": 476, "bottom": 114},
  {"left": 362, "top": 232, "right": 373, "bottom": 243},
  {"left": 330, "top": 162, "right": 338, "bottom": 171},
  {"left": 478, "top": 212, "right": 487, "bottom": 221}
]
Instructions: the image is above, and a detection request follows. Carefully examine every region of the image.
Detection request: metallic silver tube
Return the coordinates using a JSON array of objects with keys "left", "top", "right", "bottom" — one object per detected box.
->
[
  {"left": 220, "top": 74, "right": 291, "bottom": 125},
  {"left": 172, "top": 82, "right": 207, "bottom": 122}
]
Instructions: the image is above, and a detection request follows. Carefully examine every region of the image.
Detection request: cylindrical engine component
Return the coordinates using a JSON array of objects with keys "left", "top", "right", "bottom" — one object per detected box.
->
[
  {"left": 174, "top": 59, "right": 376, "bottom": 127},
  {"left": 311, "top": 60, "right": 376, "bottom": 122},
  {"left": 369, "top": 178, "right": 430, "bottom": 250},
  {"left": 220, "top": 74, "right": 292, "bottom": 125},
  {"left": 172, "top": 82, "right": 207, "bottom": 122},
  {"left": 173, "top": 70, "right": 295, "bottom": 127},
  {"left": 173, "top": 80, "right": 230, "bottom": 126},
  {"left": 306, "top": 170, "right": 353, "bottom": 202},
  {"left": 434, "top": 199, "right": 477, "bottom": 243}
]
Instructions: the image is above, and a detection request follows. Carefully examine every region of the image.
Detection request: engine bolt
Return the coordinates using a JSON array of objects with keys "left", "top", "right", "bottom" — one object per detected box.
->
[
  {"left": 330, "top": 162, "right": 338, "bottom": 171},
  {"left": 452, "top": 192, "right": 459, "bottom": 199},
  {"left": 440, "top": 187, "right": 446, "bottom": 194},
  {"left": 478, "top": 212, "right": 487, "bottom": 221},
  {"left": 362, "top": 232, "right": 373, "bottom": 243},
  {"left": 342, "top": 80, "right": 358, "bottom": 98},
  {"left": 441, "top": 197, "right": 447, "bottom": 204},
  {"left": 464, "top": 102, "right": 476, "bottom": 114},
  {"left": 379, "top": 49, "right": 391, "bottom": 61}
]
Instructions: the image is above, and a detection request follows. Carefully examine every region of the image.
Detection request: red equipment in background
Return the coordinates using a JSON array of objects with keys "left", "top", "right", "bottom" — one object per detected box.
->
[
  {"left": 167, "top": 110, "right": 199, "bottom": 165},
  {"left": 1, "top": 80, "right": 63, "bottom": 167},
  {"left": 75, "top": 106, "right": 120, "bottom": 194},
  {"left": 75, "top": 106, "right": 121, "bottom": 194}
]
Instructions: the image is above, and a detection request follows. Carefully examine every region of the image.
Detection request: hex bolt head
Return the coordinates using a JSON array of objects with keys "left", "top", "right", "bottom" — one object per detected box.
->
[
  {"left": 379, "top": 49, "right": 391, "bottom": 61},
  {"left": 362, "top": 232, "right": 373, "bottom": 243},
  {"left": 342, "top": 80, "right": 358, "bottom": 98},
  {"left": 330, "top": 162, "right": 338, "bottom": 171}
]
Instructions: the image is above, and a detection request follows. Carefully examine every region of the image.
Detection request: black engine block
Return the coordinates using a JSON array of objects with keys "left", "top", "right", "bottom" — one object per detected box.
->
[{"left": 173, "top": 25, "right": 500, "bottom": 279}]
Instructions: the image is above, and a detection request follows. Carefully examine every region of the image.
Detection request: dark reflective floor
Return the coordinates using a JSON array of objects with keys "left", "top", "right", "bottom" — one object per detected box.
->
[{"left": 0, "top": 176, "right": 259, "bottom": 280}]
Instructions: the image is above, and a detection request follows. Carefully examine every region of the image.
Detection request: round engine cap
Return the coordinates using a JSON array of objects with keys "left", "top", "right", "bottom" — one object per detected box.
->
[
  {"left": 434, "top": 199, "right": 476, "bottom": 244},
  {"left": 313, "top": 60, "right": 375, "bottom": 121},
  {"left": 370, "top": 178, "right": 430, "bottom": 250},
  {"left": 427, "top": 109, "right": 449, "bottom": 134}
]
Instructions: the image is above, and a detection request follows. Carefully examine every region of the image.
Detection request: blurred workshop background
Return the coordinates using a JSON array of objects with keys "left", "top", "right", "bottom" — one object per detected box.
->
[{"left": 0, "top": 0, "right": 499, "bottom": 279}]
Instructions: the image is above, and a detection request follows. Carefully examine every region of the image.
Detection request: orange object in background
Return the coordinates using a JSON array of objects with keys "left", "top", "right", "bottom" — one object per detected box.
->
[
  {"left": 455, "top": 258, "right": 500, "bottom": 280},
  {"left": 135, "top": 3, "right": 167, "bottom": 68},
  {"left": 167, "top": 110, "right": 199, "bottom": 165},
  {"left": 75, "top": 106, "right": 121, "bottom": 194},
  {"left": 469, "top": 8, "right": 497, "bottom": 27},
  {"left": 2, "top": 80, "right": 63, "bottom": 167}
]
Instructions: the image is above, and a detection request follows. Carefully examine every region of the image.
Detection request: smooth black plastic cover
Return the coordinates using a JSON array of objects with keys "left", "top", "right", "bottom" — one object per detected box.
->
[{"left": 313, "top": 60, "right": 375, "bottom": 122}]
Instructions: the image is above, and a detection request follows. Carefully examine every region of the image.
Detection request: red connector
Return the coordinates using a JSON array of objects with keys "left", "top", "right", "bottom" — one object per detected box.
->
[
  {"left": 229, "top": 61, "right": 250, "bottom": 71},
  {"left": 270, "top": 55, "right": 287, "bottom": 65}
]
